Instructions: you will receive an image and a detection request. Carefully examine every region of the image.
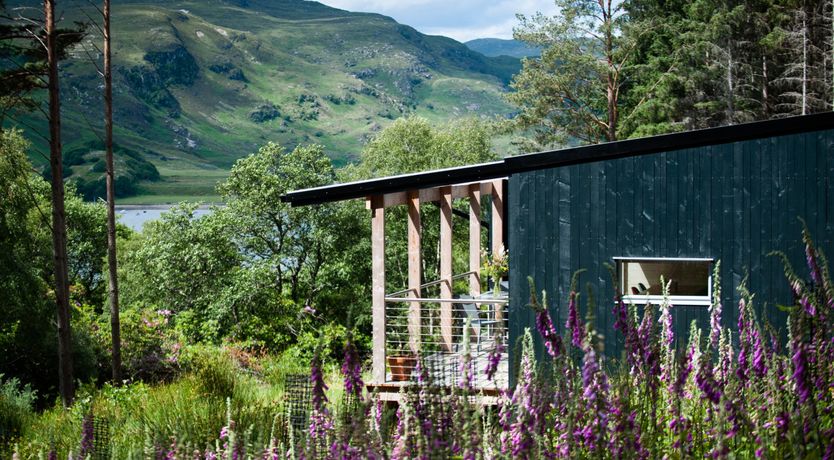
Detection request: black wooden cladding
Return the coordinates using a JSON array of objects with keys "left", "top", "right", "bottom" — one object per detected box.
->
[{"left": 507, "top": 127, "right": 834, "bottom": 381}]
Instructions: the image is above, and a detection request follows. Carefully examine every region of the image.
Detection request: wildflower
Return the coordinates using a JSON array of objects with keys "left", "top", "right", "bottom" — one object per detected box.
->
[
  {"left": 791, "top": 340, "right": 810, "bottom": 404},
  {"left": 659, "top": 278, "right": 675, "bottom": 386},
  {"left": 308, "top": 348, "right": 333, "bottom": 458},
  {"left": 696, "top": 352, "right": 721, "bottom": 404},
  {"left": 736, "top": 298, "right": 750, "bottom": 385},
  {"left": 709, "top": 261, "right": 723, "bottom": 351},
  {"left": 508, "top": 329, "right": 541, "bottom": 459},
  {"left": 752, "top": 328, "right": 766, "bottom": 378},
  {"left": 527, "top": 281, "right": 562, "bottom": 358},
  {"left": 581, "top": 342, "right": 610, "bottom": 453},
  {"left": 302, "top": 305, "right": 316, "bottom": 315},
  {"left": 484, "top": 334, "right": 504, "bottom": 382},
  {"left": 78, "top": 412, "right": 94, "bottom": 460},
  {"left": 566, "top": 291, "right": 582, "bottom": 348},
  {"left": 341, "top": 333, "right": 363, "bottom": 398},
  {"left": 638, "top": 306, "right": 660, "bottom": 386},
  {"left": 718, "top": 328, "right": 734, "bottom": 385}
]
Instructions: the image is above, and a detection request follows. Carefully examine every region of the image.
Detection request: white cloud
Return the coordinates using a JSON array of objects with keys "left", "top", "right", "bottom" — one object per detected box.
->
[{"left": 315, "top": 0, "right": 557, "bottom": 42}]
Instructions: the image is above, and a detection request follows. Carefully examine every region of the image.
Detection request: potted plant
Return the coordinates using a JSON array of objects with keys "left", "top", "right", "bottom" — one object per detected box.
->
[
  {"left": 386, "top": 318, "right": 417, "bottom": 382},
  {"left": 482, "top": 244, "right": 509, "bottom": 296}
]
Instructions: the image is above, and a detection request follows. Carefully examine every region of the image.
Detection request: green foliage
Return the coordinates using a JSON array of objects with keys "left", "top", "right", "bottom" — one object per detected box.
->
[
  {"left": 118, "top": 308, "right": 182, "bottom": 382},
  {"left": 0, "top": 130, "right": 102, "bottom": 402},
  {"left": 218, "top": 142, "right": 368, "bottom": 331},
  {"left": 356, "top": 116, "right": 497, "bottom": 177},
  {"left": 509, "top": 0, "right": 633, "bottom": 147},
  {"left": 0, "top": 375, "right": 35, "bottom": 444},
  {"left": 181, "top": 346, "right": 238, "bottom": 398},
  {"left": 0, "top": 1, "right": 85, "bottom": 120},
  {"left": 120, "top": 203, "right": 240, "bottom": 324}
]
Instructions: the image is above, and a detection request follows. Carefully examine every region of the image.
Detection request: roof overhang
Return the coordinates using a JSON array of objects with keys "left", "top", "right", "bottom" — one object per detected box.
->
[{"left": 281, "top": 112, "right": 834, "bottom": 207}]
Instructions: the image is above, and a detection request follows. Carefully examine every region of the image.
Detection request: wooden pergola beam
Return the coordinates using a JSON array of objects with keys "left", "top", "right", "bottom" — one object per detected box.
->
[
  {"left": 469, "top": 184, "right": 481, "bottom": 297},
  {"left": 491, "top": 179, "right": 505, "bottom": 325},
  {"left": 439, "top": 186, "right": 453, "bottom": 352},
  {"left": 365, "top": 180, "right": 504, "bottom": 210},
  {"left": 407, "top": 191, "right": 421, "bottom": 354},
  {"left": 370, "top": 196, "right": 386, "bottom": 383}
]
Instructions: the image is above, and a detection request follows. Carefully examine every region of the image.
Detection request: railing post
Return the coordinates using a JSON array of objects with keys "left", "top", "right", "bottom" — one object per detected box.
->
[
  {"left": 469, "top": 184, "right": 481, "bottom": 297},
  {"left": 440, "top": 186, "right": 453, "bottom": 352},
  {"left": 371, "top": 195, "right": 386, "bottom": 383},
  {"left": 407, "top": 191, "right": 421, "bottom": 354}
]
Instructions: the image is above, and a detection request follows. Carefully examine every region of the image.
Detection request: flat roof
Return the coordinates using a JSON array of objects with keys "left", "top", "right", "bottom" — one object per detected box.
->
[{"left": 282, "top": 112, "right": 834, "bottom": 207}]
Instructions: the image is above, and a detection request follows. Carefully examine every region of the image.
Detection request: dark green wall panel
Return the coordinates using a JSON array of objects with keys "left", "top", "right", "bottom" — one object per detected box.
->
[{"left": 507, "top": 128, "right": 834, "bottom": 379}]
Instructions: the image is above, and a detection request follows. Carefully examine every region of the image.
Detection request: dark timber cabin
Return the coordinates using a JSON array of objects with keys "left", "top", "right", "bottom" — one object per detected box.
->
[{"left": 282, "top": 112, "right": 834, "bottom": 401}]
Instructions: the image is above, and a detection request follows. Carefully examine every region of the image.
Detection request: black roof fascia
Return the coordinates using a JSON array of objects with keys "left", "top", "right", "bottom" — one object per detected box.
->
[
  {"left": 281, "top": 161, "right": 508, "bottom": 207},
  {"left": 282, "top": 112, "right": 834, "bottom": 207},
  {"left": 504, "top": 111, "right": 834, "bottom": 173}
]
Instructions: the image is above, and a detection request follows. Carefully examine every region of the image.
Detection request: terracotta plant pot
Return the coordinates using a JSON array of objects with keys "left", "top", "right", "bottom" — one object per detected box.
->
[{"left": 387, "top": 355, "right": 417, "bottom": 382}]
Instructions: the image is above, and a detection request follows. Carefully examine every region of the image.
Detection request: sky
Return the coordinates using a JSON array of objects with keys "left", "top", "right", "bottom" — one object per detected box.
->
[{"left": 315, "top": 0, "right": 558, "bottom": 43}]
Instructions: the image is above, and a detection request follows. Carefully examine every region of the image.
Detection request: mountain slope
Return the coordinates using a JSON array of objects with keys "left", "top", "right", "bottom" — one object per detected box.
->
[
  {"left": 465, "top": 38, "right": 541, "bottom": 58},
  {"left": 7, "top": 0, "right": 518, "bottom": 202}
]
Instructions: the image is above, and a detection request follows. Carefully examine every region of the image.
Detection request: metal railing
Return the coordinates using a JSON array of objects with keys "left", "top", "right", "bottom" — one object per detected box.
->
[{"left": 382, "top": 273, "right": 509, "bottom": 388}]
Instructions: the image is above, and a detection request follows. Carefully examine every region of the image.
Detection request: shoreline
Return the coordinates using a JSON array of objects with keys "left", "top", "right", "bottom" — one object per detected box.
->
[{"left": 115, "top": 204, "right": 221, "bottom": 211}]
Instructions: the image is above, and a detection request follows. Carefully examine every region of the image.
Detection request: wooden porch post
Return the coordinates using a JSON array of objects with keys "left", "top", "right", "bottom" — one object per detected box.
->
[
  {"left": 491, "top": 179, "right": 505, "bottom": 325},
  {"left": 407, "top": 191, "right": 421, "bottom": 354},
  {"left": 371, "top": 195, "right": 386, "bottom": 383},
  {"left": 440, "top": 186, "right": 453, "bottom": 351},
  {"left": 469, "top": 184, "right": 481, "bottom": 297}
]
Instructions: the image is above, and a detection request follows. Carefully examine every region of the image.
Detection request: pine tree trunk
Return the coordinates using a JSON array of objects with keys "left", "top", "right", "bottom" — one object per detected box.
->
[
  {"left": 103, "top": 0, "right": 121, "bottom": 383},
  {"left": 762, "top": 55, "right": 770, "bottom": 117},
  {"left": 726, "top": 46, "right": 735, "bottom": 123},
  {"left": 605, "top": 0, "right": 617, "bottom": 141},
  {"left": 802, "top": 14, "right": 808, "bottom": 115},
  {"left": 46, "top": 0, "right": 74, "bottom": 408}
]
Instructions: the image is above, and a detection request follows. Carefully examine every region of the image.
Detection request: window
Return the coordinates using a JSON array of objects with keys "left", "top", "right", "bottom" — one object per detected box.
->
[{"left": 616, "top": 257, "right": 713, "bottom": 306}]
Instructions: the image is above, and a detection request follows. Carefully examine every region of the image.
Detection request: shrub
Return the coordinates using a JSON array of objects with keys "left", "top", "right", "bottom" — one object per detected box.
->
[
  {"left": 0, "top": 375, "right": 35, "bottom": 444},
  {"left": 181, "top": 345, "right": 238, "bottom": 398}
]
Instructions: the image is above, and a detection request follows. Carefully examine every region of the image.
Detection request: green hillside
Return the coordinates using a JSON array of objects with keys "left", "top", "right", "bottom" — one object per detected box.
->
[
  {"left": 7, "top": 0, "right": 518, "bottom": 203},
  {"left": 465, "top": 38, "right": 541, "bottom": 58}
]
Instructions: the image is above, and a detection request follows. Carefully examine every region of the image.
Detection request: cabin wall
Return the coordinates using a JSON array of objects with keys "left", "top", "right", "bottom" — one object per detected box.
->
[{"left": 507, "top": 128, "right": 834, "bottom": 377}]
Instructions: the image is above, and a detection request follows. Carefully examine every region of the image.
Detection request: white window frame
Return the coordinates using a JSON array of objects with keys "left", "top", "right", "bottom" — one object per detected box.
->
[{"left": 614, "top": 257, "right": 714, "bottom": 307}]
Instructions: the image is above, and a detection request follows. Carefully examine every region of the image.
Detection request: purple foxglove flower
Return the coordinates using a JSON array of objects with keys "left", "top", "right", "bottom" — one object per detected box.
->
[
  {"left": 485, "top": 337, "right": 504, "bottom": 381},
  {"left": 804, "top": 231, "right": 824, "bottom": 287},
  {"left": 696, "top": 353, "right": 721, "bottom": 404},
  {"left": 791, "top": 340, "right": 811, "bottom": 404},
  {"left": 566, "top": 291, "right": 583, "bottom": 348},
  {"left": 310, "top": 351, "right": 328, "bottom": 412},
  {"left": 341, "top": 334, "right": 363, "bottom": 397},
  {"left": 613, "top": 295, "right": 629, "bottom": 334},
  {"left": 709, "top": 261, "right": 723, "bottom": 351},
  {"left": 535, "top": 305, "right": 563, "bottom": 358},
  {"left": 78, "top": 412, "right": 94, "bottom": 460},
  {"left": 673, "top": 345, "right": 693, "bottom": 398},
  {"left": 638, "top": 306, "right": 660, "bottom": 387},
  {"left": 508, "top": 330, "right": 542, "bottom": 459},
  {"left": 752, "top": 329, "right": 766, "bottom": 378},
  {"left": 581, "top": 342, "right": 610, "bottom": 453}
]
